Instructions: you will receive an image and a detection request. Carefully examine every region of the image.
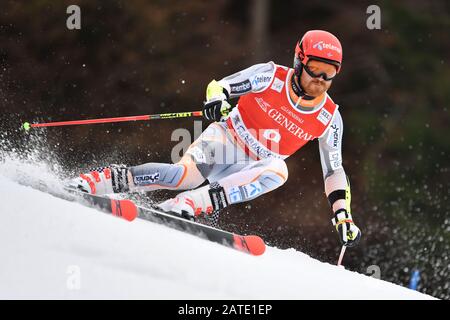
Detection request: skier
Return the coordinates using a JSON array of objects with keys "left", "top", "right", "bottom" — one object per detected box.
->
[{"left": 70, "top": 30, "right": 361, "bottom": 247}]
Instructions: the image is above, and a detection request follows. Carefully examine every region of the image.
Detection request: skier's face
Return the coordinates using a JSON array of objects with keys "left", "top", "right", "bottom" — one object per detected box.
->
[{"left": 300, "top": 60, "right": 336, "bottom": 97}]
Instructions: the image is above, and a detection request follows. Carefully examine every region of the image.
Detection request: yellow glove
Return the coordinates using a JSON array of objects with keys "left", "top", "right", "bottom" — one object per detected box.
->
[
  {"left": 332, "top": 209, "right": 361, "bottom": 247},
  {"left": 203, "top": 80, "right": 232, "bottom": 121},
  {"left": 330, "top": 178, "right": 361, "bottom": 247}
]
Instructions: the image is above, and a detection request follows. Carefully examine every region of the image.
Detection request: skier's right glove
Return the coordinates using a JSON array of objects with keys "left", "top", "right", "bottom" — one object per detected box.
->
[
  {"left": 203, "top": 80, "right": 232, "bottom": 122},
  {"left": 332, "top": 209, "right": 361, "bottom": 247}
]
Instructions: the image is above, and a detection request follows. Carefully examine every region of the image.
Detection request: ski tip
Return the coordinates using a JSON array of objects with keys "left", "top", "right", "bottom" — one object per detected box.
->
[
  {"left": 234, "top": 235, "right": 266, "bottom": 256},
  {"left": 121, "top": 200, "right": 138, "bottom": 221},
  {"left": 244, "top": 235, "right": 266, "bottom": 256}
]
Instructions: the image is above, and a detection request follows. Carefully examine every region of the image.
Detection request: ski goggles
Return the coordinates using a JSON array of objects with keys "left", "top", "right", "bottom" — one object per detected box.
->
[{"left": 303, "top": 63, "right": 337, "bottom": 81}]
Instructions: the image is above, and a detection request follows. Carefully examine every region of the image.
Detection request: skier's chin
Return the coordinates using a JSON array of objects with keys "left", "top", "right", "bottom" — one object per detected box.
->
[{"left": 304, "top": 83, "right": 327, "bottom": 97}]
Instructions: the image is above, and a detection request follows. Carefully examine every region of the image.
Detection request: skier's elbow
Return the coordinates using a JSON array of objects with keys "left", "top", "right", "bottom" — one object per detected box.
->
[{"left": 323, "top": 167, "right": 345, "bottom": 181}]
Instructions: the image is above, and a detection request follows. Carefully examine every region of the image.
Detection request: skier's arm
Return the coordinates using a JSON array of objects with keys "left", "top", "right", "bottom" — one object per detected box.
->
[
  {"left": 203, "top": 62, "right": 276, "bottom": 121},
  {"left": 318, "top": 110, "right": 361, "bottom": 247},
  {"left": 319, "top": 110, "right": 347, "bottom": 212},
  {"left": 217, "top": 61, "right": 276, "bottom": 98}
]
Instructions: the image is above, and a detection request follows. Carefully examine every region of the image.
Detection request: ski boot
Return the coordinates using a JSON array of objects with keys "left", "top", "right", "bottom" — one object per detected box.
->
[
  {"left": 67, "top": 165, "right": 129, "bottom": 195},
  {"left": 157, "top": 182, "right": 227, "bottom": 224}
]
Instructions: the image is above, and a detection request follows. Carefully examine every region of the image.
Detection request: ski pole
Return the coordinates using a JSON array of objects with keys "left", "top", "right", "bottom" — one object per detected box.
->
[
  {"left": 337, "top": 245, "right": 347, "bottom": 266},
  {"left": 22, "top": 111, "right": 204, "bottom": 131}
]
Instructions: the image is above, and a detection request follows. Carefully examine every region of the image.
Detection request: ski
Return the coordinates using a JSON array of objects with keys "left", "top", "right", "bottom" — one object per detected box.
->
[
  {"left": 11, "top": 176, "right": 265, "bottom": 255},
  {"left": 134, "top": 202, "right": 266, "bottom": 256},
  {"left": 72, "top": 191, "right": 139, "bottom": 222},
  {"left": 76, "top": 191, "right": 266, "bottom": 256}
]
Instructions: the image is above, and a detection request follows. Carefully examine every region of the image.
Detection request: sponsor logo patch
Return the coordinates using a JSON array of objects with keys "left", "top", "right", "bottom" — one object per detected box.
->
[
  {"left": 317, "top": 108, "right": 332, "bottom": 125},
  {"left": 134, "top": 172, "right": 160, "bottom": 185},
  {"left": 232, "top": 114, "right": 282, "bottom": 159},
  {"left": 230, "top": 80, "right": 251, "bottom": 94},
  {"left": 271, "top": 77, "right": 284, "bottom": 93},
  {"left": 243, "top": 181, "right": 262, "bottom": 198},
  {"left": 328, "top": 124, "right": 340, "bottom": 148},
  {"left": 251, "top": 75, "right": 272, "bottom": 88},
  {"left": 281, "top": 105, "right": 304, "bottom": 124},
  {"left": 187, "top": 146, "right": 206, "bottom": 163},
  {"left": 228, "top": 181, "right": 263, "bottom": 204},
  {"left": 267, "top": 109, "right": 314, "bottom": 141},
  {"left": 263, "top": 129, "right": 281, "bottom": 143},
  {"left": 254, "top": 97, "right": 270, "bottom": 112},
  {"left": 228, "top": 186, "right": 243, "bottom": 204},
  {"left": 329, "top": 151, "right": 343, "bottom": 170},
  {"left": 313, "top": 41, "right": 342, "bottom": 54}
]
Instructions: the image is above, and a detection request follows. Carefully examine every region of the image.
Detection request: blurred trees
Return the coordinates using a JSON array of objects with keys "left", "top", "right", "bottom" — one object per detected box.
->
[{"left": 0, "top": 0, "right": 449, "bottom": 298}]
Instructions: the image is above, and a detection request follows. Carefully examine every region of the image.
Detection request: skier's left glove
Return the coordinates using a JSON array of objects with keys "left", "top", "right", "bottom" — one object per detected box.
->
[
  {"left": 332, "top": 209, "right": 361, "bottom": 247},
  {"left": 203, "top": 80, "right": 233, "bottom": 122}
]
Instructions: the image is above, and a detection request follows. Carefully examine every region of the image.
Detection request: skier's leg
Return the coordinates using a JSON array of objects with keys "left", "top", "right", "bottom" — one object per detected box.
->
[
  {"left": 158, "top": 120, "right": 289, "bottom": 218},
  {"left": 127, "top": 156, "right": 205, "bottom": 192},
  {"left": 125, "top": 122, "right": 233, "bottom": 193},
  {"left": 158, "top": 157, "right": 288, "bottom": 218},
  {"left": 217, "top": 157, "right": 288, "bottom": 204},
  {"left": 68, "top": 122, "right": 227, "bottom": 195},
  {"left": 68, "top": 155, "right": 205, "bottom": 195}
]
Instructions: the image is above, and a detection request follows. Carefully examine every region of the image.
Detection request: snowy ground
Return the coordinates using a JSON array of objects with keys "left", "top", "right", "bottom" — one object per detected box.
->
[{"left": 0, "top": 166, "right": 435, "bottom": 299}]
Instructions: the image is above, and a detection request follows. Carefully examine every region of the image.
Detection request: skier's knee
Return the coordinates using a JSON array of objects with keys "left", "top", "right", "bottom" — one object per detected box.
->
[
  {"left": 252, "top": 158, "right": 288, "bottom": 194},
  {"left": 175, "top": 157, "right": 207, "bottom": 189},
  {"left": 267, "top": 158, "right": 288, "bottom": 184}
]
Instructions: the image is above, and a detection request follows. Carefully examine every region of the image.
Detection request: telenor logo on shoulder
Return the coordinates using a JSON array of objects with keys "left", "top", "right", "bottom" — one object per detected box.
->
[{"left": 251, "top": 75, "right": 271, "bottom": 87}]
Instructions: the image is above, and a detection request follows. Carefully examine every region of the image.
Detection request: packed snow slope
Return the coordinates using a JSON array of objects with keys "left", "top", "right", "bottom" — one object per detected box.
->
[{"left": 0, "top": 175, "right": 434, "bottom": 299}]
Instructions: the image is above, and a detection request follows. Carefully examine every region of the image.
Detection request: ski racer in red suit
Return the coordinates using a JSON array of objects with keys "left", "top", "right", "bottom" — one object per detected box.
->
[{"left": 70, "top": 30, "right": 361, "bottom": 247}]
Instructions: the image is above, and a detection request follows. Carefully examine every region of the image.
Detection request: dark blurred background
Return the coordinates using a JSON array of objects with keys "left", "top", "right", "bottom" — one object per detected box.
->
[{"left": 0, "top": 0, "right": 449, "bottom": 298}]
